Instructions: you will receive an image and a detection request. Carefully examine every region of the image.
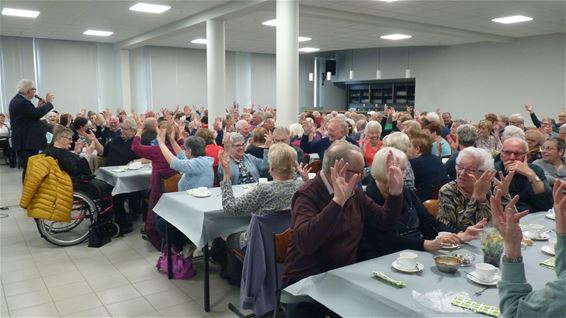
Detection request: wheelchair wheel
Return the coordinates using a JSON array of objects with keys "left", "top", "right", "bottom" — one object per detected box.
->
[{"left": 36, "top": 191, "right": 96, "bottom": 246}]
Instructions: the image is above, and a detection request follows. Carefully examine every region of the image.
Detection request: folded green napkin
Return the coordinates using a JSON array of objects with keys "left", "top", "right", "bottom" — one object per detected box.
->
[
  {"left": 372, "top": 271, "right": 406, "bottom": 288},
  {"left": 186, "top": 189, "right": 196, "bottom": 196},
  {"left": 540, "top": 257, "right": 556, "bottom": 270},
  {"left": 452, "top": 295, "right": 500, "bottom": 317}
]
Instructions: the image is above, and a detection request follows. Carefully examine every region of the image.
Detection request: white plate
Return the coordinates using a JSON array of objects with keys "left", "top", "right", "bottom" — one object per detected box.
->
[
  {"left": 529, "top": 233, "right": 551, "bottom": 241},
  {"left": 541, "top": 245, "right": 555, "bottom": 256},
  {"left": 127, "top": 166, "right": 143, "bottom": 170},
  {"left": 193, "top": 192, "right": 211, "bottom": 198},
  {"left": 391, "top": 260, "right": 424, "bottom": 273},
  {"left": 546, "top": 213, "right": 555, "bottom": 220},
  {"left": 467, "top": 272, "right": 500, "bottom": 286},
  {"left": 441, "top": 243, "right": 461, "bottom": 250},
  {"left": 112, "top": 168, "right": 126, "bottom": 172}
]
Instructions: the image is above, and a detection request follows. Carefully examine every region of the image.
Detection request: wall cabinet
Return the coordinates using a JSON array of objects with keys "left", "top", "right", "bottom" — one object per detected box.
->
[{"left": 346, "top": 79, "right": 415, "bottom": 111}]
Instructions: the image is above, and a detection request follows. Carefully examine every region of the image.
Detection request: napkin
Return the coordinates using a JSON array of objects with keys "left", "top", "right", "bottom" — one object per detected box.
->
[
  {"left": 540, "top": 257, "right": 556, "bottom": 270},
  {"left": 372, "top": 271, "right": 406, "bottom": 288},
  {"left": 451, "top": 295, "right": 500, "bottom": 317},
  {"left": 186, "top": 189, "right": 196, "bottom": 196}
]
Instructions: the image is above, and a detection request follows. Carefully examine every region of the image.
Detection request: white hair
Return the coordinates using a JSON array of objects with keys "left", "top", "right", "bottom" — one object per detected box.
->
[
  {"left": 16, "top": 79, "right": 35, "bottom": 94},
  {"left": 382, "top": 132, "right": 411, "bottom": 153},
  {"left": 371, "top": 147, "right": 408, "bottom": 184},
  {"left": 456, "top": 147, "right": 494, "bottom": 172},
  {"left": 235, "top": 119, "right": 248, "bottom": 132},
  {"left": 289, "top": 123, "right": 304, "bottom": 138},
  {"left": 365, "top": 120, "right": 382, "bottom": 136},
  {"left": 509, "top": 113, "right": 525, "bottom": 123},
  {"left": 502, "top": 137, "right": 529, "bottom": 153},
  {"left": 426, "top": 112, "right": 441, "bottom": 125},
  {"left": 501, "top": 125, "right": 525, "bottom": 141}
]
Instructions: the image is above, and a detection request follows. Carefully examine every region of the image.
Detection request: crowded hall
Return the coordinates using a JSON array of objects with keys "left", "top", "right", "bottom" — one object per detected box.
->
[{"left": 1, "top": 1, "right": 565, "bottom": 317}]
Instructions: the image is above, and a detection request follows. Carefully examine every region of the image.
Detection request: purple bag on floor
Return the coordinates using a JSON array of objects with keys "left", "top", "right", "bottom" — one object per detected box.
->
[{"left": 156, "top": 248, "right": 197, "bottom": 279}]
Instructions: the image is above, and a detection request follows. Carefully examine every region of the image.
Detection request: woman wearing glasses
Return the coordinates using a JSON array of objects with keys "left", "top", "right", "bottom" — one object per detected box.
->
[
  {"left": 437, "top": 147, "right": 513, "bottom": 231},
  {"left": 533, "top": 137, "right": 566, "bottom": 186},
  {"left": 217, "top": 132, "right": 270, "bottom": 184}
]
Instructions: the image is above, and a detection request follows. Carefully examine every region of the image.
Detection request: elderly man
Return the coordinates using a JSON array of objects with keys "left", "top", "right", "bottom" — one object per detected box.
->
[
  {"left": 495, "top": 137, "right": 553, "bottom": 212},
  {"left": 251, "top": 111, "right": 265, "bottom": 127},
  {"left": 300, "top": 118, "right": 357, "bottom": 162},
  {"left": 442, "top": 112, "right": 453, "bottom": 129},
  {"left": 508, "top": 113, "right": 526, "bottom": 131},
  {"left": 272, "top": 126, "right": 304, "bottom": 164},
  {"left": 8, "top": 79, "right": 54, "bottom": 180},
  {"left": 41, "top": 111, "right": 59, "bottom": 133},
  {"left": 235, "top": 119, "right": 252, "bottom": 142},
  {"left": 102, "top": 116, "right": 121, "bottom": 143},
  {"left": 141, "top": 117, "right": 158, "bottom": 145},
  {"left": 525, "top": 104, "right": 565, "bottom": 131},
  {"left": 560, "top": 124, "right": 566, "bottom": 144},
  {"left": 283, "top": 141, "right": 404, "bottom": 317}
]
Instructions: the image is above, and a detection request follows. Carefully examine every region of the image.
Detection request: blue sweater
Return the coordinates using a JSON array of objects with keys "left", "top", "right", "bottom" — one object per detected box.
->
[
  {"left": 170, "top": 153, "right": 214, "bottom": 191},
  {"left": 300, "top": 135, "right": 358, "bottom": 162},
  {"left": 410, "top": 153, "right": 450, "bottom": 201}
]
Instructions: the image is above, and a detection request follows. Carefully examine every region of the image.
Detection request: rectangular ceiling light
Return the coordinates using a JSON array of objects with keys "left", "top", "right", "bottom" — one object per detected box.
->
[
  {"left": 299, "top": 47, "right": 320, "bottom": 53},
  {"left": 83, "top": 30, "right": 114, "bottom": 37},
  {"left": 1, "top": 8, "right": 40, "bottom": 18},
  {"left": 262, "top": 19, "right": 277, "bottom": 26},
  {"left": 190, "top": 38, "right": 207, "bottom": 45},
  {"left": 380, "top": 33, "right": 412, "bottom": 40},
  {"left": 129, "top": 3, "right": 171, "bottom": 14},
  {"left": 491, "top": 15, "right": 533, "bottom": 24},
  {"left": 298, "top": 36, "right": 312, "bottom": 42},
  {"left": 380, "top": 0, "right": 398, "bottom": 2}
]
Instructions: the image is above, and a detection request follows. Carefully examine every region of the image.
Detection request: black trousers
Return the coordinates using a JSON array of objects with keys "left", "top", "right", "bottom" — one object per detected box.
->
[
  {"left": 17, "top": 149, "right": 40, "bottom": 183},
  {"left": 0, "top": 139, "right": 16, "bottom": 167}
]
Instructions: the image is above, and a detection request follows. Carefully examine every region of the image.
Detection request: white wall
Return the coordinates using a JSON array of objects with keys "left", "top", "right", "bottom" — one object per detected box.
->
[
  {"left": 0, "top": 36, "right": 36, "bottom": 112},
  {"left": 301, "top": 33, "right": 566, "bottom": 122}
]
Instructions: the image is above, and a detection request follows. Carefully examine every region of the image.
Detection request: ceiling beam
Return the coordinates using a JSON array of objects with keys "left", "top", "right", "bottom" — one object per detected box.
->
[
  {"left": 116, "top": 0, "right": 271, "bottom": 49},
  {"left": 300, "top": 5, "right": 515, "bottom": 43}
]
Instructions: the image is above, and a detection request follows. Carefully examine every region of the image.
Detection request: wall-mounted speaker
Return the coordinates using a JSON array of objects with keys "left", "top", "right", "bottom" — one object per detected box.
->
[{"left": 325, "top": 60, "right": 336, "bottom": 75}]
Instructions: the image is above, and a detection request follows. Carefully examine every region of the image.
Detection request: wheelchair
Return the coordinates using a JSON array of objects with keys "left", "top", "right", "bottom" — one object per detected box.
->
[{"left": 35, "top": 176, "right": 119, "bottom": 246}]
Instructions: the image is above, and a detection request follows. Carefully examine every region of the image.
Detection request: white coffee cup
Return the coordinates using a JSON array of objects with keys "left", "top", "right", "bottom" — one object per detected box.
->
[
  {"left": 528, "top": 224, "right": 545, "bottom": 238},
  {"left": 475, "top": 263, "right": 498, "bottom": 282},
  {"left": 548, "top": 237, "right": 557, "bottom": 253},
  {"left": 397, "top": 251, "right": 418, "bottom": 270},
  {"left": 437, "top": 231, "right": 451, "bottom": 237},
  {"left": 308, "top": 173, "right": 316, "bottom": 179},
  {"left": 197, "top": 186, "right": 208, "bottom": 193},
  {"left": 258, "top": 178, "right": 268, "bottom": 184}
]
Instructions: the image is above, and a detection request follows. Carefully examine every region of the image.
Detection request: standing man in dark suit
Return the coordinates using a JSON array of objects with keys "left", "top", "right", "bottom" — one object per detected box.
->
[{"left": 9, "top": 79, "right": 54, "bottom": 181}]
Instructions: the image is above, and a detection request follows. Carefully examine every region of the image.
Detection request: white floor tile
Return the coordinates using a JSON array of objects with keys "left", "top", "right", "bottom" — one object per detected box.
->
[
  {"left": 47, "top": 281, "right": 93, "bottom": 302},
  {"left": 133, "top": 278, "right": 176, "bottom": 296},
  {"left": 6, "top": 289, "right": 52, "bottom": 311},
  {"left": 144, "top": 289, "right": 193, "bottom": 310},
  {"left": 131, "top": 310, "right": 162, "bottom": 317},
  {"left": 0, "top": 268, "right": 42, "bottom": 284},
  {"left": 43, "top": 271, "right": 85, "bottom": 289},
  {"left": 118, "top": 263, "right": 164, "bottom": 284},
  {"left": 3, "top": 278, "right": 46, "bottom": 297},
  {"left": 104, "top": 297, "right": 155, "bottom": 317},
  {"left": 1, "top": 259, "right": 38, "bottom": 274},
  {"left": 9, "top": 302, "right": 60, "bottom": 318},
  {"left": 38, "top": 262, "right": 79, "bottom": 277},
  {"left": 85, "top": 271, "right": 130, "bottom": 292},
  {"left": 54, "top": 292, "right": 102, "bottom": 316},
  {"left": 157, "top": 300, "right": 209, "bottom": 318},
  {"left": 61, "top": 305, "right": 110, "bottom": 318},
  {"left": 95, "top": 284, "right": 141, "bottom": 305}
]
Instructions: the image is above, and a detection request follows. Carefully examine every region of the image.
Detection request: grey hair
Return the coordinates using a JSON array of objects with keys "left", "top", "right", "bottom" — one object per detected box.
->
[
  {"left": 121, "top": 117, "right": 137, "bottom": 130},
  {"left": 502, "top": 137, "right": 529, "bottom": 153},
  {"left": 229, "top": 132, "right": 245, "bottom": 144},
  {"left": 456, "top": 147, "right": 494, "bottom": 172},
  {"left": 16, "top": 79, "right": 35, "bottom": 94},
  {"left": 289, "top": 123, "right": 303, "bottom": 138},
  {"left": 272, "top": 126, "right": 290, "bottom": 136},
  {"left": 184, "top": 136, "right": 206, "bottom": 157},
  {"left": 322, "top": 140, "right": 362, "bottom": 174},
  {"left": 371, "top": 147, "right": 408, "bottom": 184},
  {"left": 382, "top": 132, "right": 411, "bottom": 153},
  {"left": 235, "top": 119, "right": 248, "bottom": 131},
  {"left": 329, "top": 118, "right": 349, "bottom": 135},
  {"left": 560, "top": 123, "right": 566, "bottom": 133},
  {"left": 501, "top": 125, "right": 525, "bottom": 141},
  {"left": 508, "top": 113, "right": 524, "bottom": 123},
  {"left": 253, "top": 111, "right": 265, "bottom": 121},
  {"left": 456, "top": 124, "right": 478, "bottom": 147},
  {"left": 365, "top": 121, "right": 382, "bottom": 136},
  {"left": 143, "top": 117, "right": 156, "bottom": 130},
  {"left": 426, "top": 112, "right": 441, "bottom": 125}
]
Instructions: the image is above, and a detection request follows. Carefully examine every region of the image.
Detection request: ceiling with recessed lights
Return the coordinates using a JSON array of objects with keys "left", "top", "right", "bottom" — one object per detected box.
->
[{"left": 0, "top": 0, "right": 564, "bottom": 54}]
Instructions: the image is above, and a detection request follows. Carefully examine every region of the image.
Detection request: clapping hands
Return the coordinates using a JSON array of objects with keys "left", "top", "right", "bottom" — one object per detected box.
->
[
  {"left": 296, "top": 162, "right": 312, "bottom": 182},
  {"left": 330, "top": 159, "right": 361, "bottom": 207}
]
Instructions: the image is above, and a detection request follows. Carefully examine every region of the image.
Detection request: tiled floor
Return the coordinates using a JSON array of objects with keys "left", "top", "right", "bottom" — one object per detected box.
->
[{"left": 0, "top": 165, "right": 245, "bottom": 317}]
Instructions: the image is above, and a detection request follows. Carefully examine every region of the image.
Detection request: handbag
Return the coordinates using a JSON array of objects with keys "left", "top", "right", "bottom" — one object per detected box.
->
[
  {"left": 88, "top": 216, "right": 117, "bottom": 248},
  {"left": 156, "top": 247, "right": 197, "bottom": 279}
]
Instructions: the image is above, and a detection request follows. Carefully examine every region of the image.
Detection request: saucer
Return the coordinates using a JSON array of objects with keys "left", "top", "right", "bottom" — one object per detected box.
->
[
  {"left": 541, "top": 245, "right": 555, "bottom": 256},
  {"left": 127, "top": 165, "right": 142, "bottom": 170},
  {"left": 529, "top": 233, "right": 551, "bottom": 241},
  {"left": 112, "top": 168, "right": 126, "bottom": 172},
  {"left": 441, "top": 243, "right": 461, "bottom": 250},
  {"left": 467, "top": 272, "right": 500, "bottom": 286},
  {"left": 545, "top": 213, "right": 555, "bottom": 220},
  {"left": 392, "top": 260, "right": 424, "bottom": 273},
  {"left": 193, "top": 191, "right": 211, "bottom": 198}
]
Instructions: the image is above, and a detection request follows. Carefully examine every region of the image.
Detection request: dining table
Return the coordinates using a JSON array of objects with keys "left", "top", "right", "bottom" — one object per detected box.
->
[{"left": 95, "top": 164, "right": 152, "bottom": 195}]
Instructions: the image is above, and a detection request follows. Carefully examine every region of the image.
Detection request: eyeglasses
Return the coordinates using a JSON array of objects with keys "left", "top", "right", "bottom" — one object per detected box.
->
[
  {"left": 501, "top": 150, "right": 527, "bottom": 158},
  {"left": 61, "top": 136, "right": 73, "bottom": 141},
  {"left": 232, "top": 143, "right": 245, "bottom": 148},
  {"left": 456, "top": 165, "right": 484, "bottom": 174},
  {"left": 346, "top": 168, "right": 364, "bottom": 175},
  {"left": 540, "top": 146, "right": 557, "bottom": 152}
]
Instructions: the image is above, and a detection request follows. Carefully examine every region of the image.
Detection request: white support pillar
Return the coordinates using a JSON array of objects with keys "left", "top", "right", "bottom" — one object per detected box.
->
[
  {"left": 206, "top": 19, "right": 226, "bottom": 126},
  {"left": 119, "top": 49, "right": 132, "bottom": 112},
  {"left": 276, "top": 0, "right": 299, "bottom": 127}
]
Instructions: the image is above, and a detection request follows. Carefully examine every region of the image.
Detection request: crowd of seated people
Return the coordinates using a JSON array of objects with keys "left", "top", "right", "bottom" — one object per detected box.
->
[{"left": 8, "top": 95, "right": 566, "bottom": 317}]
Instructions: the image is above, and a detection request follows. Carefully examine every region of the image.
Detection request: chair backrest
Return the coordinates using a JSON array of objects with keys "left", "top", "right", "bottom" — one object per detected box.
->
[
  {"left": 307, "top": 159, "right": 322, "bottom": 174},
  {"left": 159, "top": 171, "right": 181, "bottom": 193},
  {"left": 274, "top": 229, "right": 291, "bottom": 264},
  {"left": 423, "top": 199, "right": 439, "bottom": 218}
]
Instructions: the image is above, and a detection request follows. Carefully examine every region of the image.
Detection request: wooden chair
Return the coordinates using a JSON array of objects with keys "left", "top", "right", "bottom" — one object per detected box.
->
[
  {"left": 423, "top": 199, "right": 439, "bottom": 218},
  {"left": 307, "top": 160, "right": 322, "bottom": 174},
  {"left": 160, "top": 172, "right": 181, "bottom": 194},
  {"left": 272, "top": 228, "right": 291, "bottom": 318}
]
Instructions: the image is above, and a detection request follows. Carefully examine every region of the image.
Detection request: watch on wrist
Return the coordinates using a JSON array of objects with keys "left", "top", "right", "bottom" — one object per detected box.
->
[{"left": 503, "top": 255, "right": 523, "bottom": 263}]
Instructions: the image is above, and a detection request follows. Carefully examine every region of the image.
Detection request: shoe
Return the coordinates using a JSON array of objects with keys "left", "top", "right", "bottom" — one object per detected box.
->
[
  {"left": 140, "top": 228, "right": 146, "bottom": 235},
  {"left": 141, "top": 233, "right": 148, "bottom": 241}
]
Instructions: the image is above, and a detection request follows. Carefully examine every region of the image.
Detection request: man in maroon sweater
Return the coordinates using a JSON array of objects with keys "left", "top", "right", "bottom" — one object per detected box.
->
[{"left": 283, "top": 141, "right": 404, "bottom": 317}]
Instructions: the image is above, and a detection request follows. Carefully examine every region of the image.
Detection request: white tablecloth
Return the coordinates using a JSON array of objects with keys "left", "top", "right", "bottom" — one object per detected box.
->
[
  {"left": 152, "top": 185, "right": 253, "bottom": 249},
  {"left": 95, "top": 165, "right": 152, "bottom": 196},
  {"left": 282, "top": 212, "right": 557, "bottom": 317}
]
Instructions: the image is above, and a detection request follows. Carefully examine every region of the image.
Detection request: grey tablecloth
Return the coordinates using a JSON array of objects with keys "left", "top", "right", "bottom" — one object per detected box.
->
[
  {"left": 281, "top": 211, "right": 557, "bottom": 317},
  {"left": 95, "top": 165, "right": 152, "bottom": 196},
  {"left": 152, "top": 185, "right": 253, "bottom": 249}
]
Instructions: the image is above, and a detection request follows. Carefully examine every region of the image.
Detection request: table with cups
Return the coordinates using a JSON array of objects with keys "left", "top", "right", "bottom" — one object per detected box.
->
[
  {"left": 95, "top": 163, "right": 152, "bottom": 196},
  {"left": 281, "top": 210, "right": 558, "bottom": 317}
]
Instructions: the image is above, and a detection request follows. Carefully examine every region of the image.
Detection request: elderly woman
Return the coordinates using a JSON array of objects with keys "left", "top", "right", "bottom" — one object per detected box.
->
[
  {"left": 0, "top": 113, "right": 16, "bottom": 167},
  {"left": 382, "top": 132, "right": 415, "bottom": 190},
  {"left": 218, "top": 132, "right": 270, "bottom": 185},
  {"left": 407, "top": 131, "right": 450, "bottom": 201},
  {"left": 525, "top": 129, "right": 545, "bottom": 163},
  {"left": 289, "top": 123, "right": 304, "bottom": 148},
  {"left": 219, "top": 143, "right": 307, "bottom": 250},
  {"left": 533, "top": 138, "right": 566, "bottom": 186},
  {"left": 132, "top": 121, "right": 183, "bottom": 250},
  {"left": 427, "top": 122, "right": 451, "bottom": 157},
  {"left": 437, "top": 147, "right": 513, "bottom": 231},
  {"left": 196, "top": 128, "right": 223, "bottom": 170},
  {"left": 246, "top": 127, "right": 268, "bottom": 159},
  {"left": 359, "top": 121, "right": 383, "bottom": 166},
  {"left": 360, "top": 147, "right": 485, "bottom": 259},
  {"left": 476, "top": 119, "right": 501, "bottom": 152}
]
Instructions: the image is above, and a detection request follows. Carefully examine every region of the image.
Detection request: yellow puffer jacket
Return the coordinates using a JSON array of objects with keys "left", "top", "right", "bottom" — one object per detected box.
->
[{"left": 20, "top": 154, "right": 73, "bottom": 222}]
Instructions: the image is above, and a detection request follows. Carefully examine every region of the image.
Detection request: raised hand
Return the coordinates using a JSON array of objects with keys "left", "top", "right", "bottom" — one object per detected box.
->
[
  {"left": 219, "top": 150, "right": 232, "bottom": 181},
  {"left": 524, "top": 104, "right": 534, "bottom": 113},
  {"left": 553, "top": 180, "right": 566, "bottom": 235},
  {"left": 296, "top": 162, "right": 312, "bottom": 181},
  {"left": 264, "top": 131, "right": 273, "bottom": 148},
  {"left": 471, "top": 170, "right": 496, "bottom": 201},
  {"left": 458, "top": 218, "right": 488, "bottom": 241},
  {"left": 330, "top": 159, "right": 360, "bottom": 207},
  {"left": 85, "top": 141, "right": 95, "bottom": 157},
  {"left": 156, "top": 127, "right": 167, "bottom": 145},
  {"left": 494, "top": 170, "right": 515, "bottom": 197},
  {"left": 385, "top": 151, "right": 404, "bottom": 195},
  {"left": 489, "top": 190, "right": 529, "bottom": 255}
]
